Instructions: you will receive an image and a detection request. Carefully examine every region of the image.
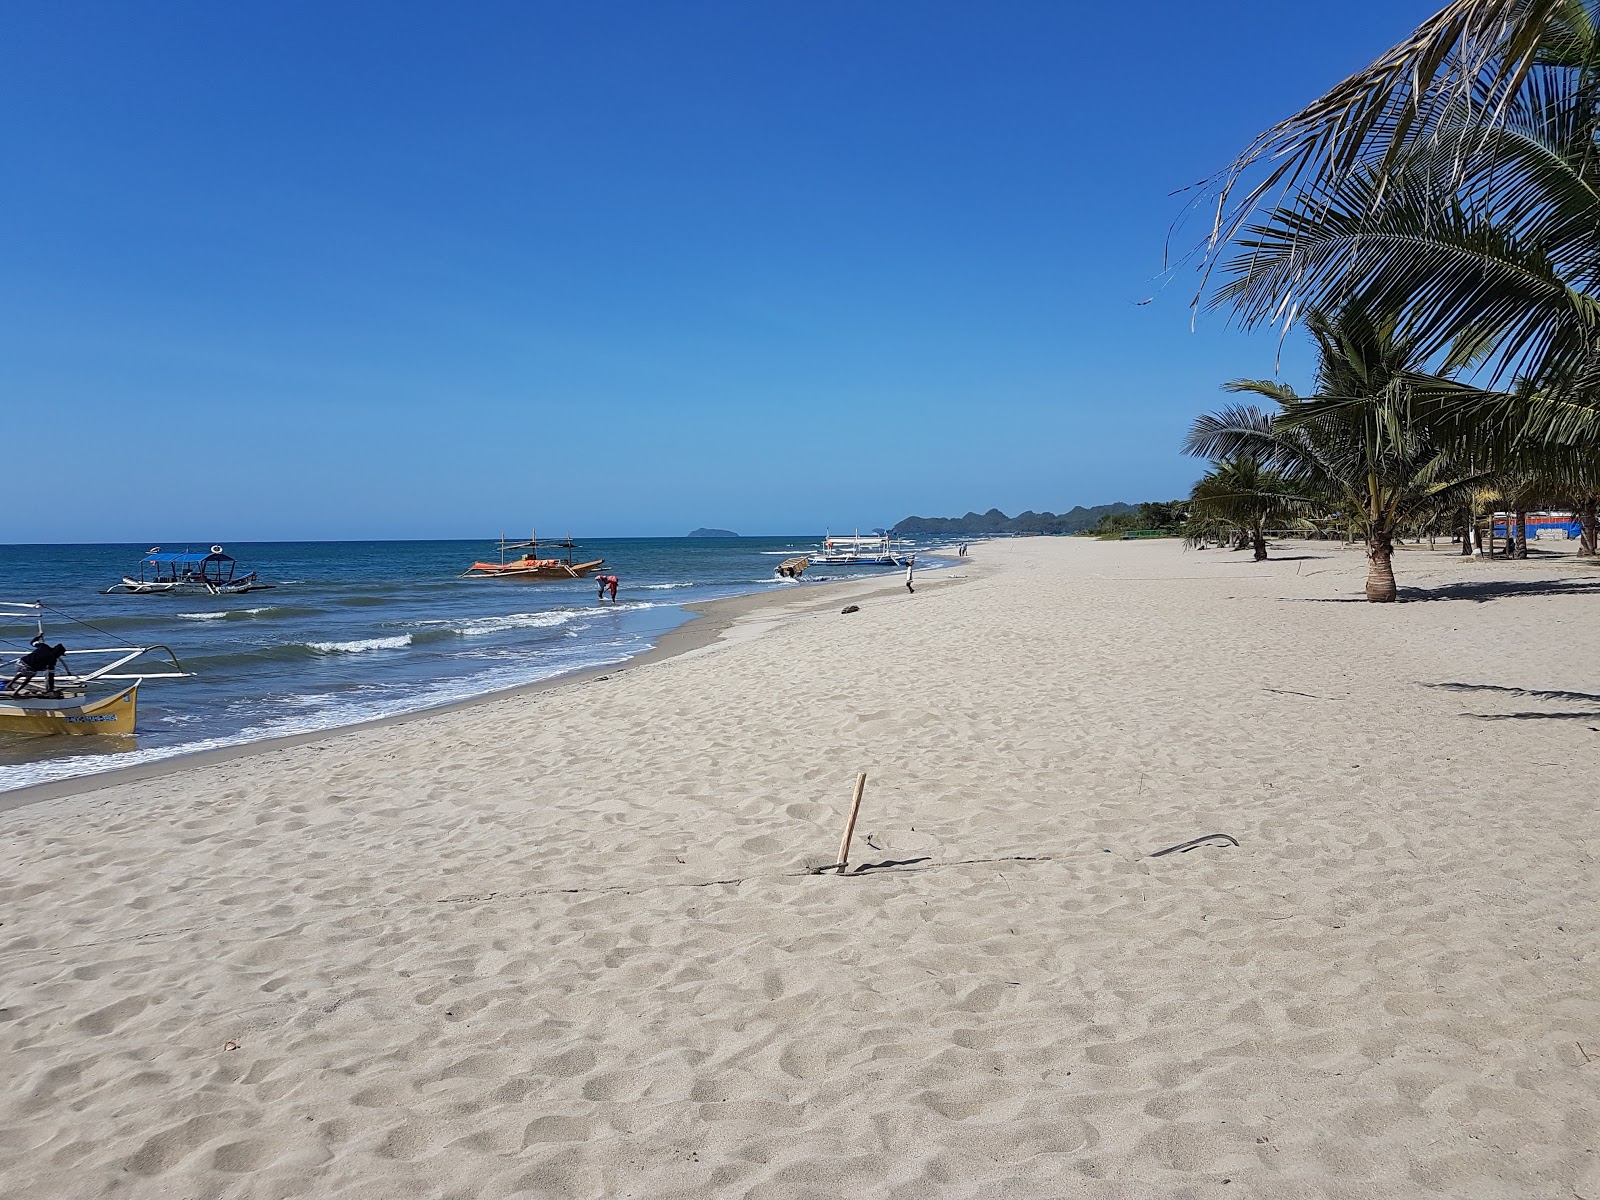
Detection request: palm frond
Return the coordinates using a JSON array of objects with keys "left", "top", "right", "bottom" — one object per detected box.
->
[{"left": 1188, "top": 0, "right": 1569, "bottom": 290}]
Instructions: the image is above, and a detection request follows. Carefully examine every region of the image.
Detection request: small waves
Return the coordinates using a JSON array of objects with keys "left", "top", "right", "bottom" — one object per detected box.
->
[
  {"left": 463, "top": 610, "right": 582, "bottom": 634},
  {"left": 2, "top": 610, "right": 156, "bottom": 633},
  {"left": 401, "top": 610, "right": 585, "bottom": 639},
  {"left": 306, "top": 635, "right": 413, "bottom": 654},
  {"left": 634, "top": 582, "right": 694, "bottom": 590},
  {"left": 183, "top": 635, "right": 414, "bottom": 671},
  {"left": 176, "top": 605, "right": 320, "bottom": 622}
]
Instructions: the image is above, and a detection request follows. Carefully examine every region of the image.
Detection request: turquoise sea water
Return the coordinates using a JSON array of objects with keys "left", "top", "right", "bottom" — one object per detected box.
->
[{"left": 0, "top": 536, "right": 943, "bottom": 791}]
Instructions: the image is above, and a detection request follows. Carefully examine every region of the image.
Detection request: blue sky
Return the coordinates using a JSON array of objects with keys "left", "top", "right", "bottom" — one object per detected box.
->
[{"left": 4, "top": 0, "right": 1437, "bottom": 541}]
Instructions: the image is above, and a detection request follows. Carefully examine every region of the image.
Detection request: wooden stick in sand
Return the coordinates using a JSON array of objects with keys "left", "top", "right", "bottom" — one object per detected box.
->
[{"left": 835, "top": 772, "right": 868, "bottom": 875}]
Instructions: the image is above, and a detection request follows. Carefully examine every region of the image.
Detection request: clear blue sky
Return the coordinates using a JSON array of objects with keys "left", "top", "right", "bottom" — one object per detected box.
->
[{"left": 4, "top": 0, "right": 1435, "bottom": 541}]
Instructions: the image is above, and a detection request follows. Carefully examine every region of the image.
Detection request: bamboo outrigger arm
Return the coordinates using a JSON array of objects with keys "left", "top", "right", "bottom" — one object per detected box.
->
[{"left": 69, "top": 645, "right": 190, "bottom": 683}]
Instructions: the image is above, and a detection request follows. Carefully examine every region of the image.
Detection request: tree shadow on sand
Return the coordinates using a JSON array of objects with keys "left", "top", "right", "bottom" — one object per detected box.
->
[
  {"left": 1423, "top": 681, "right": 1600, "bottom": 723},
  {"left": 1401, "top": 578, "right": 1600, "bottom": 603},
  {"left": 1288, "top": 577, "right": 1600, "bottom": 604}
]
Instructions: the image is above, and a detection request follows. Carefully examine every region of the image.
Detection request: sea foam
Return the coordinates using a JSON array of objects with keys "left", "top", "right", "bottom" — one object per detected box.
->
[{"left": 305, "top": 635, "right": 413, "bottom": 654}]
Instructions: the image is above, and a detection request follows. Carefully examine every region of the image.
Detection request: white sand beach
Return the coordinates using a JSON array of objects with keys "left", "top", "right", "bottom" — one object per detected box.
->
[{"left": 3, "top": 537, "right": 1598, "bottom": 1199}]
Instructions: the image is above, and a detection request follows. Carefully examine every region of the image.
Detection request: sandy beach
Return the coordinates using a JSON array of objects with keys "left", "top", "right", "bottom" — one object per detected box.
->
[{"left": 3, "top": 536, "right": 1598, "bottom": 1199}]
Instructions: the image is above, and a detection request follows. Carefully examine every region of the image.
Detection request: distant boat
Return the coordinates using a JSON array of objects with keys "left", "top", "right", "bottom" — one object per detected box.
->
[
  {"left": 460, "top": 532, "right": 605, "bottom": 580},
  {"left": 104, "top": 546, "right": 274, "bottom": 596},
  {"left": 811, "top": 530, "right": 914, "bottom": 566},
  {"left": 0, "top": 601, "right": 188, "bottom": 736}
]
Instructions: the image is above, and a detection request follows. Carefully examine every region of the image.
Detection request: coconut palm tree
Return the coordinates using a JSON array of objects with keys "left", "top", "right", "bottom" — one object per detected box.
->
[
  {"left": 1187, "top": 451, "right": 1308, "bottom": 560},
  {"left": 1185, "top": 307, "right": 1499, "bottom": 601},
  {"left": 1193, "top": 0, "right": 1600, "bottom": 452}
]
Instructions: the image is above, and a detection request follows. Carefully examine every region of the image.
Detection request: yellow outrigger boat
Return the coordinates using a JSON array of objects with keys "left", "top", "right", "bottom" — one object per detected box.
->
[
  {"left": 0, "top": 602, "right": 188, "bottom": 737},
  {"left": 0, "top": 683, "right": 141, "bottom": 736},
  {"left": 459, "top": 532, "right": 605, "bottom": 580}
]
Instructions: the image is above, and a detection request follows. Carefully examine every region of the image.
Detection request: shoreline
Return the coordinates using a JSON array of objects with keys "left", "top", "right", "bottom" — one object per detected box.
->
[{"left": 0, "top": 558, "right": 974, "bottom": 813}]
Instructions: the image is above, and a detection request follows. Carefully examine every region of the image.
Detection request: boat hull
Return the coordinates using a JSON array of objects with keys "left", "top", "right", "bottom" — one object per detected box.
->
[
  {"left": 810, "top": 555, "right": 912, "bottom": 566},
  {"left": 462, "top": 558, "right": 606, "bottom": 579},
  {"left": 104, "top": 579, "right": 275, "bottom": 595},
  {"left": 0, "top": 683, "right": 139, "bottom": 736}
]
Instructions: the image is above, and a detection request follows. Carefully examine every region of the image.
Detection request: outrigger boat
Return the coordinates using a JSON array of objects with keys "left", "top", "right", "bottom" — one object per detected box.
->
[
  {"left": 104, "top": 546, "right": 274, "bottom": 596},
  {"left": 812, "top": 530, "right": 914, "bottom": 567},
  {"left": 460, "top": 532, "right": 605, "bottom": 580},
  {"left": 0, "top": 602, "right": 188, "bottom": 736}
]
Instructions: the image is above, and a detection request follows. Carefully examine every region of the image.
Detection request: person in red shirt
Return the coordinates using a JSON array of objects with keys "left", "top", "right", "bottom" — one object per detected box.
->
[{"left": 596, "top": 575, "right": 619, "bottom": 602}]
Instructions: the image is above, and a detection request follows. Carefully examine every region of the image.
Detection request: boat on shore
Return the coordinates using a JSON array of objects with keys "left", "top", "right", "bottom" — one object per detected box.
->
[
  {"left": 812, "top": 530, "right": 914, "bottom": 566},
  {"left": 0, "top": 602, "right": 189, "bottom": 736},
  {"left": 104, "top": 546, "right": 274, "bottom": 596},
  {"left": 460, "top": 532, "right": 605, "bottom": 580}
]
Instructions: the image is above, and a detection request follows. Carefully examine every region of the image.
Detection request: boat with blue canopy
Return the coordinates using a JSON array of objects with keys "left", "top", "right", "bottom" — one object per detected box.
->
[{"left": 103, "top": 545, "right": 275, "bottom": 595}]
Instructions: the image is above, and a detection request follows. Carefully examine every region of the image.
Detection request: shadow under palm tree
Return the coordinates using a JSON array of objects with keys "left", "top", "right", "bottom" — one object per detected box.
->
[
  {"left": 1463, "top": 710, "right": 1600, "bottom": 722},
  {"left": 1399, "top": 579, "right": 1600, "bottom": 603},
  {"left": 1424, "top": 682, "right": 1600, "bottom": 704},
  {"left": 1422, "top": 680, "right": 1600, "bottom": 724}
]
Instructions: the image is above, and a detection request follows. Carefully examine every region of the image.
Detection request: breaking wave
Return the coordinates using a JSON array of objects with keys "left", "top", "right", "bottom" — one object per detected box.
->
[
  {"left": 305, "top": 635, "right": 413, "bottom": 654},
  {"left": 176, "top": 605, "right": 320, "bottom": 622},
  {"left": 404, "top": 610, "right": 584, "bottom": 638}
]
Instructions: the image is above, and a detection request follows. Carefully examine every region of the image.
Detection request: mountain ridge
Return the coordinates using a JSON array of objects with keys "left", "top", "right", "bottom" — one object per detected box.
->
[{"left": 891, "top": 505, "right": 1133, "bottom": 536}]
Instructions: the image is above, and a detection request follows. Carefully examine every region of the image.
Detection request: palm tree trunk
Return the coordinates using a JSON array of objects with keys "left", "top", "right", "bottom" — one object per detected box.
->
[
  {"left": 1366, "top": 530, "right": 1397, "bottom": 603},
  {"left": 1252, "top": 523, "right": 1267, "bottom": 561},
  {"left": 1459, "top": 506, "right": 1473, "bottom": 556},
  {"left": 1579, "top": 497, "right": 1598, "bottom": 557},
  {"left": 1515, "top": 509, "right": 1528, "bottom": 558}
]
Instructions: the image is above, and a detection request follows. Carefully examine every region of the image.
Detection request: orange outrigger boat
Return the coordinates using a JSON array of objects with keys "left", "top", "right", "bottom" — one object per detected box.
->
[{"left": 460, "top": 532, "right": 605, "bottom": 580}]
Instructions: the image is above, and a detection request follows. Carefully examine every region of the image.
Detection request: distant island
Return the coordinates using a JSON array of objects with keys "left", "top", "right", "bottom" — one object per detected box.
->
[
  {"left": 892, "top": 505, "right": 1133, "bottom": 537},
  {"left": 687, "top": 528, "right": 738, "bottom": 537}
]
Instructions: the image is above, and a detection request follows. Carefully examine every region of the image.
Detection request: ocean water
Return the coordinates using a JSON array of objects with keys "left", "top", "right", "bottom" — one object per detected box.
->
[{"left": 0, "top": 537, "right": 943, "bottom": 791}]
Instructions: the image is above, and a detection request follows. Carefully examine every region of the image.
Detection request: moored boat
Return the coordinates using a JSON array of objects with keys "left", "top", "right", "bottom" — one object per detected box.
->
[
  {"left": 104, "top": 546, "right": 274, "bottom": 596},
  {"left": 0, "top": 602, "right": 189, "bottom": 737},
  {"left": 0, "top": 684, "right": 140, "bottom": 736},
  {"left": 460, "top": 532, "right": 605, "bottom": 580},
  {"left": 812, "top": 530, "right": 914, "bottom": 566}
]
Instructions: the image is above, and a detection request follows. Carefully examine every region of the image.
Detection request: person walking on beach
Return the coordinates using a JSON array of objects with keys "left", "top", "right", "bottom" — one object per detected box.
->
[
  {"left": 904, "top": 556, "right": 915, "bottom": 594},
  {"left": 7, "top": 636, "right": 71, "bottom": 694},
  {"left": 596, "top": 575, "right": 619, "bottom": 602}
]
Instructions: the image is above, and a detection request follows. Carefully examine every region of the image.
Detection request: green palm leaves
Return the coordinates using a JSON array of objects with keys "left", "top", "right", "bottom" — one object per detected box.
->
[
  {"left": 1198, "top": 2, "right": 1600, "bottom": 420},
  {"left": 1186, "top": 310, "right": 1498, "bottom": 600},
  {"left": 1188, "top": 452, "right": 1305, "bottom": 560},
  {"left": 1183, "top": 1, "right": 1600, "bottom": 598}
]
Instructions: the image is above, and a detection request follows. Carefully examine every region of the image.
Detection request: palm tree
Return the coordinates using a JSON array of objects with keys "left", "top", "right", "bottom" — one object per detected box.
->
[
  {"left": 1184, "top": 307, "right": 1498, "bottom": 601},
  {"left": 1193, "top": 1, "right": 1600, "bottom": 452},
  {"left": 1181, "top": 509, "right": 1236, "bottom": 550},
  {"left": 1188, "top": 452, "right": 1306, "bottom": 560}
]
